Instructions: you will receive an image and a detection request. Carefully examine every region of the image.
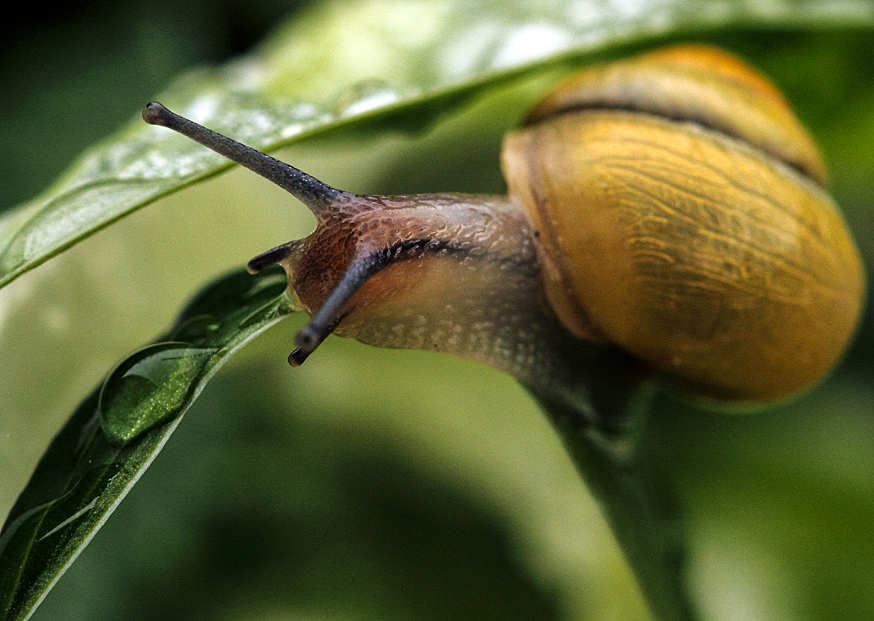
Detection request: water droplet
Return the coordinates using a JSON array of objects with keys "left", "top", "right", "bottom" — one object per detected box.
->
[{"left": 98, "top": 343, "right": 217, "bottom": 445}]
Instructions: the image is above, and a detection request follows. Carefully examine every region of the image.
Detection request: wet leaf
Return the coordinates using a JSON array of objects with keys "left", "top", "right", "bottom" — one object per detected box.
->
[
  {"left": 0, "top": 269, "right": 292, "bottom": 621},
  {"left": 0, "top": 0, "right": 871, "bottom": 291}
]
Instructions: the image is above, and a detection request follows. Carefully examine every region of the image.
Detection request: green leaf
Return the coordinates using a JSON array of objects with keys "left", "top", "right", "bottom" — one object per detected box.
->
[
  {"left": 0, "top": 269, "right": 292, "bottom": 621},
  {"left": 0, "top": 0, "right": 871, "bottom": 291}
]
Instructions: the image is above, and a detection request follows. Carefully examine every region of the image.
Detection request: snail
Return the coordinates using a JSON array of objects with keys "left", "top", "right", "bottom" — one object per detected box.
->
[{"left": 142, "top": 45, "right": 865, "bottom": 413}]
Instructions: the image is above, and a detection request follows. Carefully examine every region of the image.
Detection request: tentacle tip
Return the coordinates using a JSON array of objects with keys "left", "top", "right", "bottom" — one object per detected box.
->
[
  {"left": 288, "top": 325, "right": 321, "bottom": 367},
  {"left": 248, "top": 243, "right": 294, "bottom": 274},
  {"left": 288, "top": 348, "right": 308, "bottom": 367},
  {"left": 142, "top": 102, "right": 170, "bottom": 126},
  {"left": 246, "top": 258, "right": 265, "bottom": 274}
]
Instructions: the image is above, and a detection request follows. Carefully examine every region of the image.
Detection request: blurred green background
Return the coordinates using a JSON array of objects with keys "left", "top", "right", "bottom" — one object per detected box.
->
[
  {"left": 1, "top": 2, "right": 873, "bottom": 620},
  {"left": 0, "top": 0, "right": 311, "bottom": 212}
]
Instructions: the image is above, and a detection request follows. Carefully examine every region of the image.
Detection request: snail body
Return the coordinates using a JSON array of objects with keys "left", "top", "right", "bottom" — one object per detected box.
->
[{"left": 143, "top": 45, "right": 865, "bottom": 407}]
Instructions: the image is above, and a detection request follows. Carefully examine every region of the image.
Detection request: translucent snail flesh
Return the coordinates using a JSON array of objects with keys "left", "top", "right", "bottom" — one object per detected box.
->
[{"left": 142, "top": 45, "right": 865, "bottom": 407}]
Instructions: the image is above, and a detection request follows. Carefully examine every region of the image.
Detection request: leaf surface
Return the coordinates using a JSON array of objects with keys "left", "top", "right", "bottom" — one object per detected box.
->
[
  {"left": 0, "top": 0, "right": 870, "bottom": 290},
  {"left": 0, "top": 269, "right": 292, "bottom": 621}
]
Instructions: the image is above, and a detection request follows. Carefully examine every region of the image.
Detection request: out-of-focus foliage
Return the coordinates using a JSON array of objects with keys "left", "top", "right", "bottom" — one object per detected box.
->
[{"left": 0, "top": 0, "right": 311, "bottom": 211}]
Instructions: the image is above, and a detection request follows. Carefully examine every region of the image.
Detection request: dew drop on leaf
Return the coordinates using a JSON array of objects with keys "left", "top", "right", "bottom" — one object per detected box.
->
[{"left": 98, "top": 342, "right": 218, "bottom": 445}]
